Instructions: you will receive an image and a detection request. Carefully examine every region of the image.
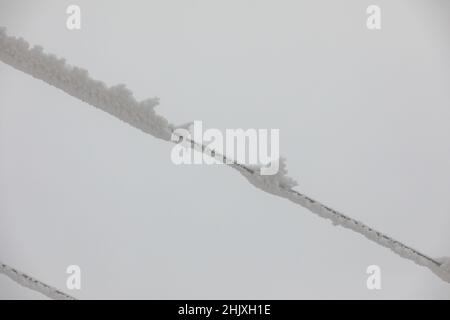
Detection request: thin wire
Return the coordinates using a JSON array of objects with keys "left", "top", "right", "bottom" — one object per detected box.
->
[
  {"left": 0, "top": 28, "right": 447, "bottom": 296},
  {"left": 175, "top": 133, "right": 442, "bottom": 268},
  {"left": 0, "top": 262, "right": 76, "bottom": 300}
]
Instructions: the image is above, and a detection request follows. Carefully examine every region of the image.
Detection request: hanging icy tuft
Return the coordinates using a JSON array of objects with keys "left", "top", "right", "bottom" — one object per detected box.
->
[
  {"left": 235, "top": 157, "right": 298, "bottom": 195},
  {"left": 0, "top": 27, "right": 173, "bottom": 141}
]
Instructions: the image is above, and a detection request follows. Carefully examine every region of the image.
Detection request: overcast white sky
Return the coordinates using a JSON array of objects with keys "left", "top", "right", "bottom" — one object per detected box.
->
[{"left": 1, "top": 0, "right": 450, "bottom": 299}]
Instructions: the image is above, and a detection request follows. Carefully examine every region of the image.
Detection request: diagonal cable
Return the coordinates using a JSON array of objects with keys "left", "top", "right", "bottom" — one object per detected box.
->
[
  {"left": 1, "top": 28, "right": 449, "bottom": 291},
  {"left": 0, "top": 262, "right": 76, "bottom": 300}
]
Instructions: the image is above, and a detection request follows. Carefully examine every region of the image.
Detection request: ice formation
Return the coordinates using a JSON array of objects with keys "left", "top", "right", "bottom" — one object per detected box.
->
[
  {"left": 433, "top": 257, "right": 450, "bottom": 282},
  {"left": 235, "top": 157, "right": 298, "bottom": 192},
  {"left": 236, "top": 158, "right": 450, "bottom": 282},
  {"left": 0, "top": 27, "right": 173, "bottom": 141},
  {"left": 1, "top": 27, "right": 449, "bottom": 291},
  {"left": 0, "top": 262, "right": 75, "bottom": 300}
]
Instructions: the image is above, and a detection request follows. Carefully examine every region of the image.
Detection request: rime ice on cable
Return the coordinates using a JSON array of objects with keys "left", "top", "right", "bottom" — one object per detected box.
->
[
  {"left": 432, "top": 257, "right": 450, "bottom": 282},
  {"left": 2, "top": 27, "right": 450, "bottom": 285},
  {"left": 0, "top": 262, "right": 75, "bottom": 300},
  {"left": 235, "top": 157, "right": 298, "bottom": 195},
  {"left": 0, "top": 27, "right": 173, "bottom": 141}
]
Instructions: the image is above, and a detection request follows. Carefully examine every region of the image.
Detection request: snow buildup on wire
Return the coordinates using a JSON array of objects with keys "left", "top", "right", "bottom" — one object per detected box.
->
[
  {"left": 237, "top": 154, "right": 450, "bottom": 283},
  {"left": 2, "top": 27, "right": 450, "bottom": 284},
  {"left": 235, "top": 157, "right": 298, "bottom": 194},
  {"left": 0, "top": 262, "right": 75, "bottom": 300},
  {"left": 0, "top": 27, "right": 172, "bottom": 141},
  {"left": 433, "top": 257, "right": 450, "bottom": 282}
]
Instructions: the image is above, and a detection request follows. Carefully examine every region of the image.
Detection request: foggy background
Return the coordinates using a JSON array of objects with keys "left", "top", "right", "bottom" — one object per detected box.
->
[{"left": 1, "top": 0, "right": 450, "bottom": 299}]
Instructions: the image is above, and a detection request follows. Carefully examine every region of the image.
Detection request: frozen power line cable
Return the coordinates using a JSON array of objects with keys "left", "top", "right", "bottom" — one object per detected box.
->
[
  {"left": 1, "top": 27, "right": 449, "bottom": 296},
  {"left": 0, "top": 262, "right": 76, "bottom": 300}
]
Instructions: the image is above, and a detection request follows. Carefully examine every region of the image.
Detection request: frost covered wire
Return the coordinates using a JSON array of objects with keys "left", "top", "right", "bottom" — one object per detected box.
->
[
  {"left": 0, "top": 262, "right": 76, "bottom": 300},
  {"left": 193, "top": 135, "right": 450, "bottom": 282},
  {"left": 0, "top": 27, "right": 173, "bottom": 142},
  {"left": 1, "top": 27, "right": 449, "bottom": 285}
]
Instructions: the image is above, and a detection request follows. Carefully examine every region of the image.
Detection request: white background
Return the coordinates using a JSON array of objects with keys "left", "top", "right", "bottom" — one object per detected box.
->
[{"left": 1, "top": 0, "right": 450, "bottom": 299}]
